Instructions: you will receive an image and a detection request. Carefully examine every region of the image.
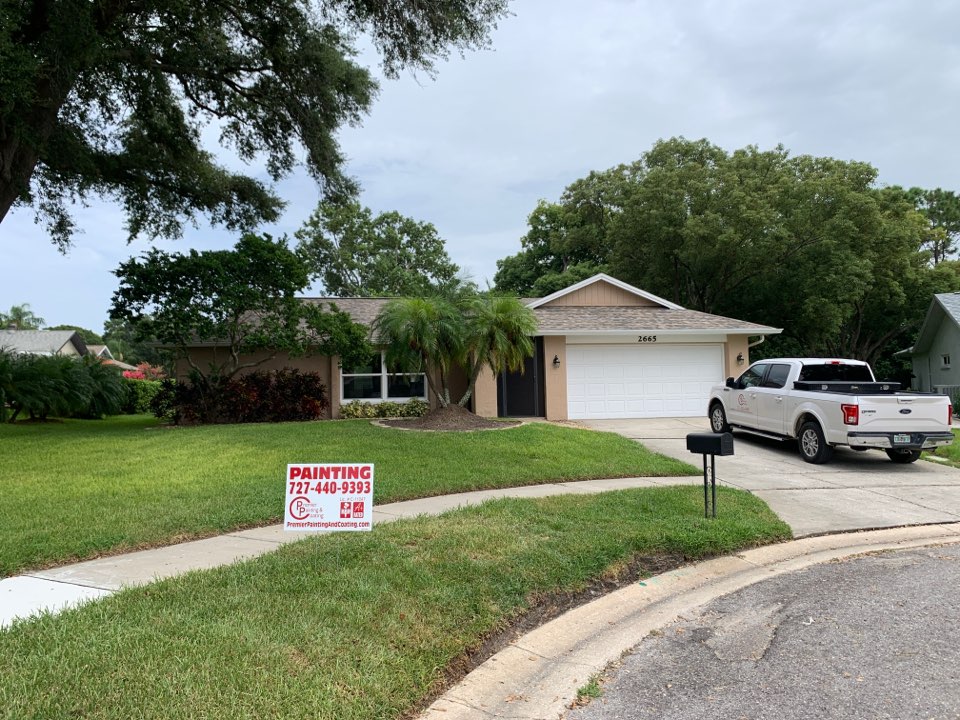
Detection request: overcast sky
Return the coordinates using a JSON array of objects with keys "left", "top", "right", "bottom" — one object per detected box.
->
[{"left": 3, "top": 0, "right": 959, "bottom": 333}]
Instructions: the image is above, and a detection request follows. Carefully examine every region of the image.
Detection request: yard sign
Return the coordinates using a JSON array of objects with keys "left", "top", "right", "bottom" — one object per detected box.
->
[{"left": 284, "top": 464, "right": 374, "bottom": 532}]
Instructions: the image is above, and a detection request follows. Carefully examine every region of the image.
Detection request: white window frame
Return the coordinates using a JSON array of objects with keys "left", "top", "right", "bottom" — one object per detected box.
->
[
  {"left": 341, "top": 351, "right": 428, "bottom": 403},
  {"left": 942, "top": 354, "right": 952, "bottom": 370}
]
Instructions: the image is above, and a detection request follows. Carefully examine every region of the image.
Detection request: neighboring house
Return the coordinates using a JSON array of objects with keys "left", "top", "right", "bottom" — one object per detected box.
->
[
  {"left": 87, "top": 344, "right": 114, "bottom": 360},
  {"left": 86, "top": 344, "right": 138, "bottom": 371},
  {"left": 899, "top": 292, "right": 960, "bottom": 393},
  {"left": 180, "top": 274, "right": 781, "bottom": 421},
  {"left": 0, "top": 329, "right": 88, "bottom": 357}
]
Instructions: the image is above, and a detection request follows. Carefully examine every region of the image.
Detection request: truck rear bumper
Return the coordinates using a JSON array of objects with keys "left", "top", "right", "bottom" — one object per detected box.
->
[{"left": 847, "top": 432, "right": 954, "bottom": 450}]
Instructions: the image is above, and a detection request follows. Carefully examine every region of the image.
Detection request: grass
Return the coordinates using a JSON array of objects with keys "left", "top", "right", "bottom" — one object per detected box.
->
[
  {"left": 928, "top": 428, "right": 960, "bottom": 467},
  {"left": 0, "top": 487, "right": 790, "bottom": 720},
  {"left": 0, "top": 415, "right": 698, "bottom": 576}
]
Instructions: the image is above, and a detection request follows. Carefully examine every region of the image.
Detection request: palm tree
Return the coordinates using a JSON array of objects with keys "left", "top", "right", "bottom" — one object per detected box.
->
[
  {"left": 459, "top": 294, "right": 536, "bottom": 407},
  {"left": 373, "top": 292, "right": 536, "bottom": 409},
  {"left": 373, "top": 296, "right": 466, "bottom": 407},
  {"left": 1, "top": 303, "right": 46, "bottom": 330}
]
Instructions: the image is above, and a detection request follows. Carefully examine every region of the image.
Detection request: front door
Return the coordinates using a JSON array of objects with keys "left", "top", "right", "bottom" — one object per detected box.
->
[{"left": 497, "top": 337, "right": 545, "bottom": 417}]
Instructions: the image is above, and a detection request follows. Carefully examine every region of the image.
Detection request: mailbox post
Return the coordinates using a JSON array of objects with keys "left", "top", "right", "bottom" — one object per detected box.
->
[{"left": 685, "top": 432, "right": 734, "bottom": 518}]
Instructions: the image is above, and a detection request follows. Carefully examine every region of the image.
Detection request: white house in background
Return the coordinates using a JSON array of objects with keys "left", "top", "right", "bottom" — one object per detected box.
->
[
  {"left": 0, "top": 329, "right": 88, "bottom": 357},
  {"left": 900, "top": 292, "right": 960, "bottom": 393}
]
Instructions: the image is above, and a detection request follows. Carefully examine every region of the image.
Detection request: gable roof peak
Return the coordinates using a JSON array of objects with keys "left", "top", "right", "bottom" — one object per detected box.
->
[{"left": 526, "top": 273, "right": 683, "bottom": 310}]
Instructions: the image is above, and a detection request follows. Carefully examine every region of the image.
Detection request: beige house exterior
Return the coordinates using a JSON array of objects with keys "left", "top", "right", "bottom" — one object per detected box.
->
[{"left": 182, "top": 274, "right": 780, "bottom": 421}]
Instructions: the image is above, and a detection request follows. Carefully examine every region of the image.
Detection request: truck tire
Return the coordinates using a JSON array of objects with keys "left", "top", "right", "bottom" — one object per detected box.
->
[
  {"left": 798, "top": 421, "right": 834, "bottom": 464},
  {"left": 885, "top": 448, "right": 922, "bottom": 464},
  {"left": 709, "top": 402, "right": 730, "bottom": 433}
]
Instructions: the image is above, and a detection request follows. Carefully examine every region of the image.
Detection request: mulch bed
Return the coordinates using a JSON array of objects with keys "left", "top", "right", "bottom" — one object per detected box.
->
[{"left": 377, "top": 404, "right": 521, "bottom": 431}]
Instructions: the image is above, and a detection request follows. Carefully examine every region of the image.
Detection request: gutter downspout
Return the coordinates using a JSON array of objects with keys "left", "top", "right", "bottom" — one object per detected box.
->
[{"left": 748, "top": 335, "right": 766, "bottom": 349}]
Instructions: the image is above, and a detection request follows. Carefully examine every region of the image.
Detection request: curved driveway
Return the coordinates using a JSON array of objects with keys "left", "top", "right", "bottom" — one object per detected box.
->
[{"left": 583, "top": 418, "right": 960, "bottom": 536}]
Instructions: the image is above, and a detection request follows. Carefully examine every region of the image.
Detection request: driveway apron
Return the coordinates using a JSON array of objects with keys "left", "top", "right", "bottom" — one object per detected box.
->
[{"left": 582, "top": 417, "right": 960, "bottom": 536}]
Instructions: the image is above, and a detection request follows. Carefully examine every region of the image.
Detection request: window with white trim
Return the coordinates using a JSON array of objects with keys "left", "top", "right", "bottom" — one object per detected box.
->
[
  {"left": 943, "top": 354, "right": 952, "bottom": 369},
  {"left": 341, "top": 352, "right": 428, "bottom": 402}
]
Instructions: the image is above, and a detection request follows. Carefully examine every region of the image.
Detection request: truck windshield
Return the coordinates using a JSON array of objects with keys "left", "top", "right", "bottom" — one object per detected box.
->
[{"left": 798, "top": 364, "right": 874, "bottom": 382}]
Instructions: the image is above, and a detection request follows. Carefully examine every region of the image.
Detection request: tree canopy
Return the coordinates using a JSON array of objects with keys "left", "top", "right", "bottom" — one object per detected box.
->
[
  {"left": 110, "top": 233, "right": 370, "bottom": 382},
  {"left": 296, "top": 200, "right": 460, "bottom": 296},
  {"left": 494, "top": 137, "right": 960, "bottom": 369},
  {"left": 1, "top": 0, "right": 509, "bottom": 249}
]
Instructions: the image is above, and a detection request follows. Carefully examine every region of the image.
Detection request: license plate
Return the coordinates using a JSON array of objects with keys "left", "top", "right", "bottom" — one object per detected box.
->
[{"left": 893, "top": 434, "right": 911, "bottom": 445}]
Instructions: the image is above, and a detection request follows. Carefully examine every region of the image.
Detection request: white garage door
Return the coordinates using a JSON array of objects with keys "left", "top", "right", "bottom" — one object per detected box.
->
[{"left": 567, "top": 344, "right": 724, "bottom": 419}]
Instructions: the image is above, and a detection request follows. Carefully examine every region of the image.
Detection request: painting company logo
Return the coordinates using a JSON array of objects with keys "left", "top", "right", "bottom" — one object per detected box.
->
[{"left": 737, "top": 394, "right": 748, "bottom": 408}]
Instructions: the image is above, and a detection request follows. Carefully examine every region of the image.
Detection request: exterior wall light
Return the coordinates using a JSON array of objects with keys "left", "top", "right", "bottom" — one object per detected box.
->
[
  {"left": 552, "top": 354, "right": 561, "bottom": 369},
  {"left": 736, "top": 352, "right": 745, "bottom": 365}
]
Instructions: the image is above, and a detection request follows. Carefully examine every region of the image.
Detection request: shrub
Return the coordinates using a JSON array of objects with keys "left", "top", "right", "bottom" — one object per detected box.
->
[
  {"left": 151, "top": 369, "right": 329, "bottom": 424},
  {"left": 339, "top": 398, "right": 430, "bottom": 419},
  {"left": 122, "top": 363, "right": 167, "bottom": 381},
  {"left": 4, "top": 354, "right": 125, "bottom": 422},
  {"left": 122, "top": 378, "right": 164, "bottom": 414}
]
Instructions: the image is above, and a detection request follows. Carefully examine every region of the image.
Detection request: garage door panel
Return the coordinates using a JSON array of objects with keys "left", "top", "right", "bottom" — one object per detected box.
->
[{"left": 567, "top": 344, "right": 723, "bottom": 419}]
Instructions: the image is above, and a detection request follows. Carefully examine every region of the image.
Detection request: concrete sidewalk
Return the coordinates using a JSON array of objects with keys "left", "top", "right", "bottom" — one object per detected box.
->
[{"left": 1, "top": 475, "right": 698, "bottom": 629}]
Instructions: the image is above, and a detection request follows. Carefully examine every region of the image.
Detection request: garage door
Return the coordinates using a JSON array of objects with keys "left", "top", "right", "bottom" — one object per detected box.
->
[{"left": 567, "top": 344, "right": 724, "bottom": 419}]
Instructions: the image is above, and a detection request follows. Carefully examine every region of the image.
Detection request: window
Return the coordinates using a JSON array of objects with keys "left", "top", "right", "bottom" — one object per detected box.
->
[
  {"left": 761, "top": 364, "right": 791, "bottom": 389},
  {"left": 943, "top": 354, "right": 952, "bottom": 370},
  {"left": 738, "top": 364, "right": 767, "bottom": 389},
  {"left": 341, "top": 352, "right": 427, "bottom": 402},
  {"left": 798, "top": 363, "right": 874, "bottom": 383}
]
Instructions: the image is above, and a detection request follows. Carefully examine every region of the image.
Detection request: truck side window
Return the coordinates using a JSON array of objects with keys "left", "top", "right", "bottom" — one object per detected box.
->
[
  {"left": 739, "top": 364, "right": 767, "bottom": 389},
  {"left": 761, "top": 364, "right": 790, "bottom": 389}
]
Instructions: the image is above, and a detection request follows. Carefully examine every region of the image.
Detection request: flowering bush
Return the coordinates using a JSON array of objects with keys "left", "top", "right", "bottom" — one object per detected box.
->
[{"left": 122, "top": 362, "right": 166, "bottom": 381}]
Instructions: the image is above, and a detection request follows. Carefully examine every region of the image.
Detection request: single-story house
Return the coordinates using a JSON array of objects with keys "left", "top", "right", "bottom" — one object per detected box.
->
[
  {"left": 899, "top": 292, "right": 960, "bottom": 393},
  {"left": 0, "top": 329, "right": 88, "bottom": 357},
  {"left": 182, "top": 274, "right": 781, "bottom": 421}
]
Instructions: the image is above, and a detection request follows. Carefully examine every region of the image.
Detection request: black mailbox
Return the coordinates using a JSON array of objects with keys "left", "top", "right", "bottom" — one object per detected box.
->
[{"left": 686, "top": 432, "right": 734, "bottom": 456}]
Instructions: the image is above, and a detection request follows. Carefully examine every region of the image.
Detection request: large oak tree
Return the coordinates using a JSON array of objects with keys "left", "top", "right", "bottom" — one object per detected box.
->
[{"left": 0, "top": 0, "right": 508, "bottom": 249}]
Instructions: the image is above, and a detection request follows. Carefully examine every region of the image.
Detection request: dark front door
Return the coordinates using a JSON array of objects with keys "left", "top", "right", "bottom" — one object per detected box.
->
[{"left": 497, "top": 337, "right": 545, "bottom": 417}]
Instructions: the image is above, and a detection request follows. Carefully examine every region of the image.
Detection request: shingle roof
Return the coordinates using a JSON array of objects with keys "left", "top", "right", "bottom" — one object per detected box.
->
[
  {"left": 0, "top": 330, "right": 87, "bottom": 355},
  {"left": 531, "top": 306, "right": 778, "bottom": 333},
  {"left": 299, "top": 298, "right": 779, "bottom": 335}
]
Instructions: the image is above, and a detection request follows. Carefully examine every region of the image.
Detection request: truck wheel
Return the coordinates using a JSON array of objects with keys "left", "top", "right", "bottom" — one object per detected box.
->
[
  {"left": 885, "top": 448, "right": 922, "bottom": 464},
  {"left": 798, "top": 421, "right": 834, "bottom": 464},
  {"left": 709, "top": 403, "right": 729, "bottom": 433}
]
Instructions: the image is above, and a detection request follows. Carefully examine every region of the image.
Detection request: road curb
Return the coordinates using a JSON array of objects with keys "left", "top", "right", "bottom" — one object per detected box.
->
[{"left": 418, "top": 522, "right": 960, "bottom": 720}]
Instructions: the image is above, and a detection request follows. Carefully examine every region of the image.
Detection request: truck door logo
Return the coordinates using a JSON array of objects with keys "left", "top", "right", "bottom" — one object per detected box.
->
[{"left": 737, "top": 394, "right": 748, "bottom": 407}]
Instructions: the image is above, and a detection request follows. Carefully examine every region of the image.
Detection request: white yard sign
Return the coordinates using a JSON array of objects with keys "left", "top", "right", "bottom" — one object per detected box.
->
[{"left": 284, "top": 463, "right": 374, "bottom": 532}]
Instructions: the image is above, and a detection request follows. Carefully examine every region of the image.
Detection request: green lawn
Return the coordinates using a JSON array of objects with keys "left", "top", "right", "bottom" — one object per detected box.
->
[
  {"left": 0, "top": 488, "right": 790, "bottom": 720},
  {"left": 929, "top": 428, "right": 960, "bottom": 467},
  {"left": 0, "top": 415, "right": 698, "bottom": 576}
]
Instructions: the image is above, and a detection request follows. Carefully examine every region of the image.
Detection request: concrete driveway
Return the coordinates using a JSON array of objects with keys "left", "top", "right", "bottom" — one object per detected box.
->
[{"left": 583, "top": 418, "right": 960, "bottom": 536}]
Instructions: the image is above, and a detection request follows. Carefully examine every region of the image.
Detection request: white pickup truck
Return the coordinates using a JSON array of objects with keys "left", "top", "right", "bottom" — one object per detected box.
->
[{"left": 707, "top": 358, "right": 954, "bottom": 464}]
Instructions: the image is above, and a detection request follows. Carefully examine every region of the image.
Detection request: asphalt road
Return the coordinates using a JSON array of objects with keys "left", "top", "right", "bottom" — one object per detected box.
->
[{"left": 566, "top": 543, "right": 960, "bottom": 720}]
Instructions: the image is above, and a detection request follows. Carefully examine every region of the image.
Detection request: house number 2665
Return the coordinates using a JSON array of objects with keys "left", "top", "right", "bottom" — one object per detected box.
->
[{"left": 637, "top": 335, "right": 657, "bottom": 343}]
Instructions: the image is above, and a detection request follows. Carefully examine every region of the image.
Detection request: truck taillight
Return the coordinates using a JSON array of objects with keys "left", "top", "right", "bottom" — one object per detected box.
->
[
  {"left": 950, "top": 405, "right": 953, "bottom": 426},
  {"left": 841, "top": 404, "right": 859, "bottom": 425}
]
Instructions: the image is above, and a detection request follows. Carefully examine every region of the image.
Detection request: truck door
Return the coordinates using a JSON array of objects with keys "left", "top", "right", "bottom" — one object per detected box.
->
[
  {"left": 727, "top": 363, "right": 767, "bottom": 428},
  {"left": 755, "top": 363, "right": 790, "bottom": 434}
]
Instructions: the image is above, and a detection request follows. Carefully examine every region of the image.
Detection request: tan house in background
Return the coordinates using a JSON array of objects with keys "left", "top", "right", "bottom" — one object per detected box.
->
[{"left": 183, "top": 274, "right": 781, "bottom": 421}]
